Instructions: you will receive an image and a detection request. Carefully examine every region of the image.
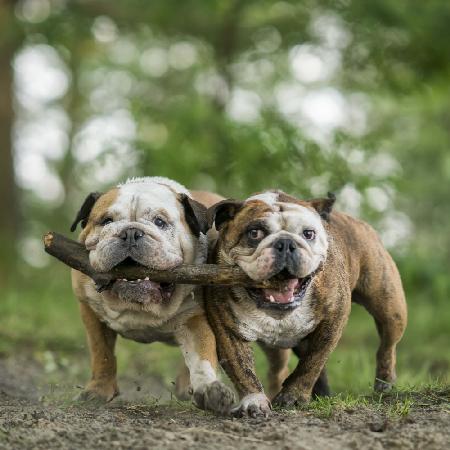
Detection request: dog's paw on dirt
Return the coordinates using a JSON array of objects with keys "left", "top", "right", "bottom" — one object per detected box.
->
[
  {"left": 193, "top": 380, "right": 236, "bottom": 415},
  {"left": 272, "top": 390, "right": 308, "bottom": 409},
  {"left": 231, "top": 393, "right": 272, "bottom": 418},
  {"left": 374, "top": 378, "right": 394, "bottom": 393},
  {"left": 74, "top": 381, "right": 119, "bottom": 404}
]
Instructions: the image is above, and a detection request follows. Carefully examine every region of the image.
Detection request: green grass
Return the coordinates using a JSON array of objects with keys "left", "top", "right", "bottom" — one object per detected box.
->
[
  {"left": 290, "top": 382, "right": 450, "bottom": 419},
  {"left": 1, "top": 263, "right": 449, "bottom": 397}
]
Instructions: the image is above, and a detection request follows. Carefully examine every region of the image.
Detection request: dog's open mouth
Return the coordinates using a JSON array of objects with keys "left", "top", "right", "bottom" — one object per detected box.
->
[
  {"left": 247, "top": 272, "right": 314, "bottom": 310},
  {"left": 109, "top": 258, "right": 175, "bottom": 305},
  {"left": 111, "top": 278, "right": 175, "bottom": 305}
]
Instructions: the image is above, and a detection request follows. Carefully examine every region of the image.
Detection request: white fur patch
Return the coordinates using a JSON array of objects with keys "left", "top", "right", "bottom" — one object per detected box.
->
[
  {"left": 119, "top": 176, "right": 190, "bottom": 196},
  {"left": 113, "top": 181, "right": 181, "bottom": 222},
  {"left": 238, "top": 392, "right": 270, "bottom": 408},
  {"left": 232, "top": 392, "right": 271, "bottom": 416},
  {"left": 231, "top": 290, "right": 317, "bottom": 348},
  {"left": 82, "top": 283, "right": 203, "bottom": 341},
  {"left": 176, "top": 327, "right": 217, "bottom": 391},
  {"left": 246, "top": 191, "right": 279, "bottom": 208}
]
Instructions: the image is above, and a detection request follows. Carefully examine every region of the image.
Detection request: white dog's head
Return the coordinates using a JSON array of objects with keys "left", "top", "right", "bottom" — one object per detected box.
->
[
  {"left": 72, "top": 177, "right": 207, "bottom": 314},
  {"left": 208, "top": 190, "right": 335, "bottom": 310}
]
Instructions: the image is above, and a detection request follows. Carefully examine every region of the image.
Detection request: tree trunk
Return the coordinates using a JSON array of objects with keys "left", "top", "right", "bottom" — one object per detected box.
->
[{"left": 0, "top": 1, "right": 21, "bottom": 285}]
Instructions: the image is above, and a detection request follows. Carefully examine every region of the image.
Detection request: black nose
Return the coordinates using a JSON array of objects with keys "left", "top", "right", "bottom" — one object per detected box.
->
[
  {"left": 119, "top": 228, "right": 144, "bottom": 247},
  {"left": 273, "top": 238, "right": 297, "bottom": 254}
]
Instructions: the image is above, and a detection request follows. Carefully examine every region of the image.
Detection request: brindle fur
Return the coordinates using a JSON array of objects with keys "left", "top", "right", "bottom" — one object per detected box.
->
[{"left": 205, "top": 192, "right": 407, "bottom": 413}]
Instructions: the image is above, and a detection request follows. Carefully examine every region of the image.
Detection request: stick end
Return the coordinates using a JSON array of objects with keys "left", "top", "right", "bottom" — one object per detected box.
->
[{"left": 43, "top": 232, "right": 54, "bottom": 248}]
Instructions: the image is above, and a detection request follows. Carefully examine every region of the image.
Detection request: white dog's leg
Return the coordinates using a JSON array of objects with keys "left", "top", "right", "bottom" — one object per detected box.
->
[{"left": 176, "top": 314, "right": 236, "bottom": 415}]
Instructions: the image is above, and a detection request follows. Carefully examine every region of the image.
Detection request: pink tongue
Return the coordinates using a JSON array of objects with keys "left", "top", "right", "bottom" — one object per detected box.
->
[{"left": 263, "top": 279, "right": 299, "bottom": 304}]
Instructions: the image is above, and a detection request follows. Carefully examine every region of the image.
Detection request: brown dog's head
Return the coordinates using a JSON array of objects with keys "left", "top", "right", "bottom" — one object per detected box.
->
[
  {"left": 71, "top": 177, "right": 208, "bottom": 314},
  {"left": 207, "top": 190, "right": 335, "bottom": 310}
]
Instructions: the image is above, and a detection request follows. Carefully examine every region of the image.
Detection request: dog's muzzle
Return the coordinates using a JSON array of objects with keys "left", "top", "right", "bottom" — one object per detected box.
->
[
  {"left": 271, "top": 237, "right": 301, "bottom": 277},
  {"left": 119, "top": 227, "right": 144, "bottom": 248},
  {"left": 245, "top": 237, "right": 316, "bottom": 311},
  {"left": 111, "top": 273, "right": 175, "bottom": 305},
  {"left": 98, "top": 226, "right": 178, "bottom": 305}
]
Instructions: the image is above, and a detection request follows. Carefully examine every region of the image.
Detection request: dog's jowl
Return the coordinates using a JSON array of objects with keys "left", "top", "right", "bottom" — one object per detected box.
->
[
  {"left": 205, "top": 190, "right": 407, "bottom": 417},
  {"left": 71, "top": 177, "right": 234, "bottom": 414}
]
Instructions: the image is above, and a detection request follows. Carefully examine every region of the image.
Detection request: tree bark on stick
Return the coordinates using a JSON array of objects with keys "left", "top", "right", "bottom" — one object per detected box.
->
[{"left": 43, "top": 232, "right": 285, "bottom": 291}]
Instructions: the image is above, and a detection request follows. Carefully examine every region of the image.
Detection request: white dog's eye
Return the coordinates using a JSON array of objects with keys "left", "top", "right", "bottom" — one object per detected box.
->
[
  {"left": 101, "top": 217, "right": 113, "bottom": 226},
  {"left": 247, "top": 229, "right": 265, "bottom": 240},
  {"left": 154, "top": 217, "right": 168, "bottom": 229},
  {"left": 303, "top": 229, "right": 316, "bottom": 240}
]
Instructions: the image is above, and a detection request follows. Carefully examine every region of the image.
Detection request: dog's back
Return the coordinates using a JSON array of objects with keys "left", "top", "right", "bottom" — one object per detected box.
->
[{"left": 327, "top": 211, "right": 405, "bottom": 305}]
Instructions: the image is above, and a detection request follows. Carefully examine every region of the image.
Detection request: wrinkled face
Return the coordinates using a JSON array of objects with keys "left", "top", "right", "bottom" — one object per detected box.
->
[
  {"left": 74, "top": 181, "right": 207, "bottom": 314},
  {"left": 211, "top": 191, "right": 334, "bottom": 311}
]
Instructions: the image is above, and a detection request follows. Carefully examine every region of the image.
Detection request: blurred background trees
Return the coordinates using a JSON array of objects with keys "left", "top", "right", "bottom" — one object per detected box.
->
[{"left": 0, "top": 0, "right": 449, "bottom": 378}]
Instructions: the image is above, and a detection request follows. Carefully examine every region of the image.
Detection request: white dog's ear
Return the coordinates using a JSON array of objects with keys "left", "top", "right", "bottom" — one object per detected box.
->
[
  {"left": 179, "top": 194, "right": 208, "bottom": 237},
  {"left": 70, "top": 192, "right": 103, "bottom": 232},
  {"left": 309, "top": 192, "right": 336, "bottom": 221},
  {"left": 206, "top": 199, "right": 243, "bottom": 231}
]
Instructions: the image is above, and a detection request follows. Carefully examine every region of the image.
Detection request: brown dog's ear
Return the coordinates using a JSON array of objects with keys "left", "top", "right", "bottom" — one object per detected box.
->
[
  {"left": 206, "top": 199, "right": 244, "bottom": 231},
  {"left": 179, "top": 194, "right": 208, "bottom": 237},
  {"left": 309, "top": 192, "right": 336, "bottom": 221},
  {"left": 70, "top": 192, "right": 103, "bottom": 232}
]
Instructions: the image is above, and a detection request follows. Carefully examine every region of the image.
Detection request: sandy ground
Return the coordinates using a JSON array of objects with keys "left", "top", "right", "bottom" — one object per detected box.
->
[{"left": 0, "top": 356, "right": 449, "bottom": 450}]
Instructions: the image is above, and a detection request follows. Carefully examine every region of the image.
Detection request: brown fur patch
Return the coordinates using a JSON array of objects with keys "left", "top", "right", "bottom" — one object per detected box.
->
[
  {"left": 217, "top": 200, "right": 273, "bottom": 251},
  {"left": 79, "top": 188, "right": 119, "bottom": 243},
  {"left": 78, "top": 301, "right": 118, "bottom": 401},
  {"left": 191, "top": 190, "right": 224, "bottom": 208},
  {"left": 185, "top": 314, "right": 218, "bottom": 368}
]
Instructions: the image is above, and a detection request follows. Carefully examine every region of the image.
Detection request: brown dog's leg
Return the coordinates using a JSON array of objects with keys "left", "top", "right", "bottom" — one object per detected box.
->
[
  {"left": 293, "top": 343, "right": 331, "bottom": 397},
  {"left": 353, "top": 251, "right": 407, "bottom": 392},
  {"left": 176, "top": 314, "right": 235, "bottom": 415},
  {"left": 311, "top": 368, "right": 331, "bottom": 397},
  {"left": 207, "top": 314, "right": 271, "bottom": 417},
  {"left": 361, "top": 294, "right": 407, "bottom": 392},
  {"left": 273, "top": 311, "right": 348, "bottom": 407},
  {"left": 77, "top": 302, "right": 119, "bottom": 402},
  {"left": 259, "top": 343, "right": 291, "bottom": 399},
  {"left": 174, "top": 362, "right": 191, "bottom": 400}
]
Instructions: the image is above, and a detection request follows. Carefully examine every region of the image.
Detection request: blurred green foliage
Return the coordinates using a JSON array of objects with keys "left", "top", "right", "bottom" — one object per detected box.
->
[{"left": 0, "top": 0, "right": 449, "bottom": 390}]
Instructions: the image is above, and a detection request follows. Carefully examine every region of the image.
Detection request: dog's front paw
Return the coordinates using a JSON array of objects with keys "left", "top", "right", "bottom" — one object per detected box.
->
[
  {"left": 193, "top": 381, "right": 236, "bottom": 415},
  {"left": 272, "top": 389, "right": 309, "bottom": 409},
  {"left": 75, "top": 380, "right": 119, "bottom": 404},
  {"left": 374, "top": 378, "right": 394, "bottom": 393},
  {"left": 231, "top": 393, "right": 272, "bottom": 418}
]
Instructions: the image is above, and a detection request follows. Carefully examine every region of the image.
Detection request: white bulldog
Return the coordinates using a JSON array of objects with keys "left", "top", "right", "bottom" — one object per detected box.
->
[{"left": 71, "top": 177, "right": 234, "bottom": 414}]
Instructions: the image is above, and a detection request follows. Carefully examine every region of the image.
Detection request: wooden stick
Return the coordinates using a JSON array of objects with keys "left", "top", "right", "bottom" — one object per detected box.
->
[{"left": 43, "top": 232, "right": 284, "bottom": 291}]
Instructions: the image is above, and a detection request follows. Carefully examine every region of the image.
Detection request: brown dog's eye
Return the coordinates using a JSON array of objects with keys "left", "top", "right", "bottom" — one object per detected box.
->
[
  {"left": 154, "top": 217, "right": 168, "bottom": 229},
  {"left": 247, "top": 229, "right": 265, "bottom": 241},
  {"left": 101, "top": 217, "right": 113, "bottom": 226},
  {"left": 303, "top": 229, "right": 315, "bottom": 240}
]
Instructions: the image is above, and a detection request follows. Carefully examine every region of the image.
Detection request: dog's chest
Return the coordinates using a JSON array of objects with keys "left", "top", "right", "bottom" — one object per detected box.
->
[
  {"left": 84, "top": 296, "right": 196, "bottom": 345},
  {"left": 232, "top": 298, "right": 317, "bottom": 348}
]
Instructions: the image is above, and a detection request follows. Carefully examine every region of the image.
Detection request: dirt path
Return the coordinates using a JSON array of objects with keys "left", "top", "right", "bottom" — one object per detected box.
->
[{"left": 0, "top": 357, "right": 449, "bottom": 450}]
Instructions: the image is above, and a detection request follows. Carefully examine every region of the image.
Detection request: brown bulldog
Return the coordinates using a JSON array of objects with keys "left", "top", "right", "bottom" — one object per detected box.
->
[
  {"left": 71, "top": 176, "right": 234, "bottom": 413},
  {"left": 205, "top": 190, "right": 407, "bottom": 417}
]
